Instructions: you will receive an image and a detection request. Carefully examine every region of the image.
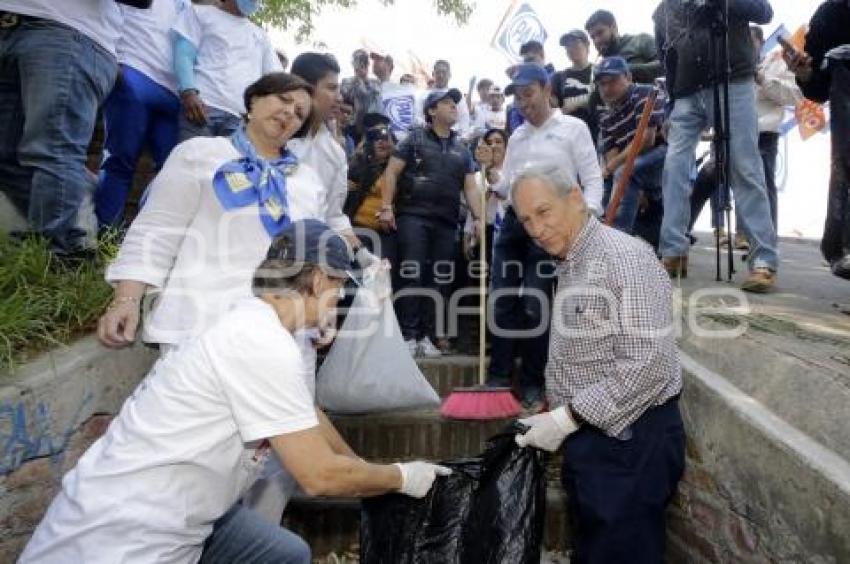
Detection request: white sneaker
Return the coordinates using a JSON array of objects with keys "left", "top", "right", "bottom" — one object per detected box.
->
[
  {"left": 405, "top": 339, "right": 419, "bottom": 357},
  {"left": 418, "top": 337, "right": 442, "bottom": 358}
]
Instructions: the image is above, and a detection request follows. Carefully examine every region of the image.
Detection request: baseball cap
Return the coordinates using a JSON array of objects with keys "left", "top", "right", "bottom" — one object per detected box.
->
[
  {"left": 559, "top": 29, "right": 590, "bottom": 46},
  {"left": 594, "top": 56, "right": 630, "bottom": 80},
  {"left": 424, "top": 88, "right": 462, "bottom": 110},
  {"left": 265, "top": 219, "right": 353, "bottom": 277},
  {"left": 505, "top": 63, "right": 549, "bottom": 95},
  {"left": 363, "top": 112, "right": 391, "bottom": 129}
]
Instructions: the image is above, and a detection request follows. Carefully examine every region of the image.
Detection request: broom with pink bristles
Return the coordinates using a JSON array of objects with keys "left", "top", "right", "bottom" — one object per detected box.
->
[{"left": 440, "top": 165, "right": 521, "bottom": 420}]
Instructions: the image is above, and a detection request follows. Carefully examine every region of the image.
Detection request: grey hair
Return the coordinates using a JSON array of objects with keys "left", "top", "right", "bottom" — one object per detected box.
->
[{"left": 509, "top": 163, "right": 584, "bottom": 202}]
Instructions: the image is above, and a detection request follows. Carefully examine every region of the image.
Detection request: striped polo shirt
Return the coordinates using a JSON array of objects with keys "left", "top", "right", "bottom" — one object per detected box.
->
[{"left": 598, "top": 84, "right": 666, "bottom": 155}]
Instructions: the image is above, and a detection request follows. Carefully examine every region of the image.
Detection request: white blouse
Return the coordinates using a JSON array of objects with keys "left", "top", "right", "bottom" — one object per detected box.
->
[{"left": 106, "top": 136, "right": 328, "bottom": 345}]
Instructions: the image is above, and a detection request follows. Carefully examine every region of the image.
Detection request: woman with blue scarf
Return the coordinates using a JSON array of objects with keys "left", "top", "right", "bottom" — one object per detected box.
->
[{"left": 98, "top": 73, "right": 332, "bottom": 351}]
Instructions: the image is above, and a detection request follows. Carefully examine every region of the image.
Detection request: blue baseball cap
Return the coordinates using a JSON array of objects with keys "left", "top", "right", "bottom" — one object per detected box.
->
[
  {"left": 265, "top": 219, "right": 353, "bottom": 276},
  {"left": 594, "top": 56, "right": 630, "bottom": 80},
  {"left": 504, "top": 63, "right": 549, "bottom": 95},
  {"left": 424, "top": 88, "right": 462, "bottom": 111}
]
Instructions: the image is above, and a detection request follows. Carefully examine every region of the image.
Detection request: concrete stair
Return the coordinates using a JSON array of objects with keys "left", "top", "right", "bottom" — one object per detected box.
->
[{"left": 282, "top": 356, "right": 572, "bottom": 559}]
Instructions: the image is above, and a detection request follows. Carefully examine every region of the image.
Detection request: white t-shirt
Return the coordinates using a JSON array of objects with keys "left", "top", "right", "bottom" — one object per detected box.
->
[
  {"left": 172, "top": 4, "right": 282, "bottom": 116},
  {"left": 106, "top": 136, "right": 328, "bottom": 345},
  {"left": 289, "top": 125, "right": 352, "bottom": 233},
  {"left": 117, "top": 0, "right": 189, "bottom": 94},
  {"left": 0, "top": 0, "right": 122, "bottom": 56},
  {"left": 497, "top": 109, "right": 604, "bottom": 215},
  {"left": 19, "top": 299, "right": 318, "bottom": 564},
  {"left": 472, "top": 106, "right": 507, "bottom": 136}
]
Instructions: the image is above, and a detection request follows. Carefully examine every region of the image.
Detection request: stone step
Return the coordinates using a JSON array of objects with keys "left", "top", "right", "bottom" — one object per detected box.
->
[
  {"left": 329, "top": 407, "right": 513, "bottom": 462},
  {"left": 283, "top": 487, "right": 571, "bottom": 559},
  {"left": 415, "top": 355, "right": 484, "bottom": 398}
]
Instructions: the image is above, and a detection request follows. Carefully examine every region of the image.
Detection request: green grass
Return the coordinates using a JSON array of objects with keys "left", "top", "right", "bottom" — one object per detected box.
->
[{"left": 0, "top": 233, "right": 119, "bottom": 371}]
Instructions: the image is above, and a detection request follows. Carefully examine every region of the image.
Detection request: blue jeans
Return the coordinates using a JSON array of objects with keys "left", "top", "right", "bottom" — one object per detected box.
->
[
  {"left": 0, "top": 15, "right": 117, "bottom": 253},
  {"left": 179, "top": 105, "right": 242, "bottom": 141},
  {"left": 200, "top": 504, "right": 311, "bottom": 564},
  {"left": 660, "top": 79, "right": 778, "bottom": 271},
  {"left": 395, "top": 214, "right": 457, "bottom": 342},
  {"left": 488, "top": 208, "right": 555, "bottom": 402},
  {"left": 561, "top": 399, "right": 685, "bottom": 564},
  {"left": 611, "top": 145, "right": 666, "bottom": 235},
  {"left": 96, "top": 65, "right": 180, "bottom": 227}
]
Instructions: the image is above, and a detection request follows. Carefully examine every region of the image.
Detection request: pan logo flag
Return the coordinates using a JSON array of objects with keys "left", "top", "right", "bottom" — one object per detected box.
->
[{"left": 492, "top": 3, "right": 548, "bottom": 63}]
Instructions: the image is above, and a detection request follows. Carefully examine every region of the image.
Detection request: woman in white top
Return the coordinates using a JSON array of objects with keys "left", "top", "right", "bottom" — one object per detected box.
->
[
  {"left": 464, "top": 128, "right": 508, "bottom": 259},
  {"left": 97, "top": 72, "right": 326, "bottom": 349}
]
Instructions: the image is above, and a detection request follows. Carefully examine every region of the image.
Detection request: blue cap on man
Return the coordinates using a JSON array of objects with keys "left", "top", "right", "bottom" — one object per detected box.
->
[
  {"left": 424, "top": 88, "right": 463, "bottom": 111},
  {"left": 504, "top": 63, "right": 550, "bottom": 95},
  {"left": 594, "top": 56, "right": 631, "bottom": 81},
  {"left": 265, "top": 219, "right": 354, "bottom": 275}
]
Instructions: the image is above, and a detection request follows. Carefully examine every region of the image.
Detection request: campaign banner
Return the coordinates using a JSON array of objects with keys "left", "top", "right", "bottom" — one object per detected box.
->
[
  {"left": 380, "top": 83, "right": 423, "bottom": 140},
  {"left": 491, "top": 2, "right": 548, "bottom": 63}
]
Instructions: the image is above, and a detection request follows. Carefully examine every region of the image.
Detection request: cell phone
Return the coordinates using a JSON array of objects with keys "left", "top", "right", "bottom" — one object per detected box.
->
[{"left": 777, "top": 36, "right": 800, "bottom": 58}]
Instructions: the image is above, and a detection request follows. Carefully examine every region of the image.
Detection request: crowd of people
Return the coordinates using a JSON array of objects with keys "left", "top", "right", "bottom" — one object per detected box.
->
[{"left": 2, "top": 0, "right": 849, "bottom": 562}]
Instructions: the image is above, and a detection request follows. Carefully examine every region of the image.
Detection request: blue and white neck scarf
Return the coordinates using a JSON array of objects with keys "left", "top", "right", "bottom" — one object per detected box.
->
[{"left": 212, "top": 126, "right": 299, "bottom": 237}]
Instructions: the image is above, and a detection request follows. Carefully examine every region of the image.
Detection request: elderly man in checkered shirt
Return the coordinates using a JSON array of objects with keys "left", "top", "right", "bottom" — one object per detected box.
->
[{"left": 511, "top": 165, "right": 685, "bottom": 564}]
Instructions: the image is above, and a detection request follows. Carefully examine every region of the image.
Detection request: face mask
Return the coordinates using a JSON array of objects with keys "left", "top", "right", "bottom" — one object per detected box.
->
[{"left": 236, "top": 0, "right": 263, "bottom": 17}]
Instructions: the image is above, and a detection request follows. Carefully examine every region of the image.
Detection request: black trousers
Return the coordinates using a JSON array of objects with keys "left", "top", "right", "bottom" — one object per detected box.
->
[
  {"left": 822, "top": 65, "right": 850, "bottom": 267},
  {"left": 395, "top": 213, "right": 457, "bottom": 341},
  {"left": 561, "top": 399, "right": 686, "bottom": 564}
]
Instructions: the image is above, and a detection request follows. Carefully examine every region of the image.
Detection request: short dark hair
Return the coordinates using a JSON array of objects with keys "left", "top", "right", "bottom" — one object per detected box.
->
[
  {"left": 585, "top": 9, "right": 616, "bottom": 31},
  {"left": 243, "top": 72, "right": 313, "bottom": 115},
  {"left": 483, "top": 128, "right": 508, "bottom": 146},
  {"left": 252, "top": 260, "right": 318, "bottom": 297},
  {"left": 750, "top": 25, "right": 765, "bottom": 44},
  {"left": 519, "top": 40, "right": 544, "bottom": 56},
  {"left": 290, "top": 52, "right": 341, "bottom": 86},
  {"left": 477, "top": 78, "right": 494, "bottom": 91},
  {"left": 434, "top": 59, "right": 451, "bottom": 71}
]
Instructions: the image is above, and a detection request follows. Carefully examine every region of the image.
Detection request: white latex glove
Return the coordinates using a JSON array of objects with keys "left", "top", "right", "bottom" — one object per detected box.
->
[
  {"left": 515, "top": 406, "right": 579, "bottom": 452},
  {"left": 394, "top": 461, "right": 453, "bottom": 498},
  {"left": 355, "top": 246, "right": 379, "bottom": 268}
]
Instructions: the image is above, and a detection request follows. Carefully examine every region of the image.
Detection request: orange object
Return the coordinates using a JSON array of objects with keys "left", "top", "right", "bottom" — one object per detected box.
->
[
  {"left": 605, "top": 90, "right": 659, "bottom": 226},
  {"left": 796, "top": 99, "right": 827, "bottom": 141}
]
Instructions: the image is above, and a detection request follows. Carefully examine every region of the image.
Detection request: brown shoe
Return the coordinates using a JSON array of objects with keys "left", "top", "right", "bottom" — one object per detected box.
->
[
  {"left": 734, "top": 233, "right": 750, "bottom": 251},
  {"left": 662, "top": 256, "right": 688, "bottom": 279},
  {"left": 741, "top": 268, "right": 775, "bottom": 293}
]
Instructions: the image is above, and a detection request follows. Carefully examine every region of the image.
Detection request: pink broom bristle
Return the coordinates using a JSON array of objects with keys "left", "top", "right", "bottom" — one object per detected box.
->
[{"left": 440, "top": 388, "right": 521, "bottom": 420}]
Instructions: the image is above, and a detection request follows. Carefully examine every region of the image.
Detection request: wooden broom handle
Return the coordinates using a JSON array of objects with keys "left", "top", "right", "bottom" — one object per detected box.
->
[
  {"left": 479, "top": 166, "right": 488, "bottom": 387},
  {"left": 604, "top": 90, "right": 659, "bottom": 226}
]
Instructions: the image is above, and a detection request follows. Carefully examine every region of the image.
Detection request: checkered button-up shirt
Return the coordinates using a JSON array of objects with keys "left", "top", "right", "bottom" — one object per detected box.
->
[{"left": 546, "top": 216, "right": 682, "bottom": 437}]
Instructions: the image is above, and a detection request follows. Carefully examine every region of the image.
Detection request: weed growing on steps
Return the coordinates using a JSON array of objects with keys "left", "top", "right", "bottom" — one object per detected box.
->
[{"left": 0, "top": 232, "right": 120, "bottom": 371}]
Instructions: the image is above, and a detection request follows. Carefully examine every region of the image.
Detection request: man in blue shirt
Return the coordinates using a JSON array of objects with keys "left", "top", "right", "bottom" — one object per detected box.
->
[{"left": 597, "top": 57, "right": 668, "bottom": 239}]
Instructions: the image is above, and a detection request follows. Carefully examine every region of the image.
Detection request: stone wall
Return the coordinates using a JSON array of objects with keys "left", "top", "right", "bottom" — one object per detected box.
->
[
  {"left": 0, "top": 337, "right": 156, "bottom": 559},
  {"left": 666, "top": 353, "right": 850, "bottom": 564},
  {"left": 1, "top": 334, "right": 849, "bottom": 562}
]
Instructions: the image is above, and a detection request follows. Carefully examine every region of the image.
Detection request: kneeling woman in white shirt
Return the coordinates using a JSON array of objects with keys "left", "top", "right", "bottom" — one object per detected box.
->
[
  {"left": 21, "top": 220, "right": 450, "bottom": 564},
  {"left": 98, "top": 72, "right": 332, "bottom": 350}
]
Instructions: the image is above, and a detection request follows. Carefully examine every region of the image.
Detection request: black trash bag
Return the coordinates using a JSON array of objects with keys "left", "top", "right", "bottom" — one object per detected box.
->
[{"left": 361, "top": 424, "right": 547, "bottom": 564}]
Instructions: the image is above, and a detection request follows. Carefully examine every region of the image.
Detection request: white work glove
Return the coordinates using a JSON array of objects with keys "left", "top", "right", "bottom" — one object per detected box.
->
[
  {"left": 355, "top": 246, "right": 379, "bottom": 268},
  {"left": 394, "top": 461, "right": 453, "bottom": 498},
  {"left": 515, "top": 406, "right": 579, "bottom": 452}
]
